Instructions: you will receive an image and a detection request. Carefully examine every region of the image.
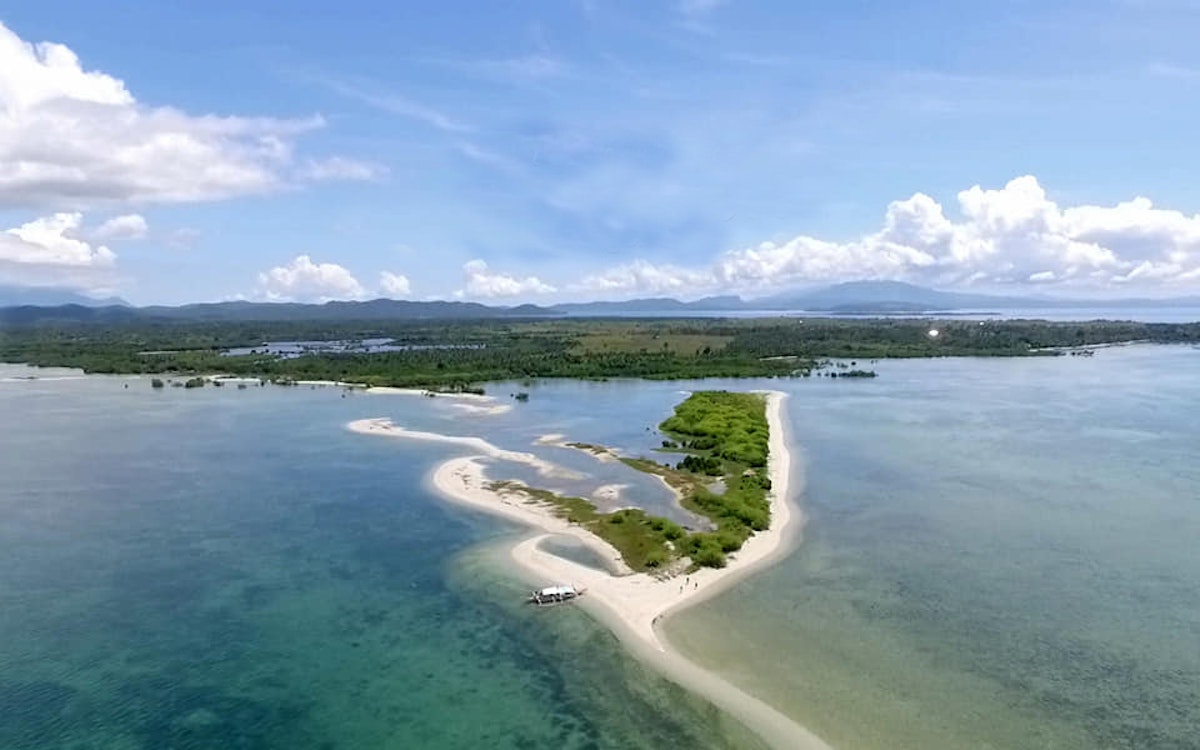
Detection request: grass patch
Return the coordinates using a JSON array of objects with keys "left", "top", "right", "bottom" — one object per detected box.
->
[
  {"left": 487, "top": 481, "right": 684, "bottom": 572},
  {"left": 488, "top": 390, "right": 773, "bottom": 572},
  {"left": 573, "top": 331, "right": 733, "bottom": 356}
]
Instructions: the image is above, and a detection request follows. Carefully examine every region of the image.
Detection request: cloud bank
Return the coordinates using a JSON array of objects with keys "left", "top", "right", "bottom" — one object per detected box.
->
[
  {"left": 254, "top": 258, "right": 417, "bottom": 302},
  {"left": 578, "top": 176, "right": 1200, "bottom": 298},
  {"left": 457, "top": 259, "right": 556, "bottom": 298},
  {"left": 378, "top": 271, "right": 412, "bottom": 297},
  {"left": 0, "top": 212, "right": 119, "bottom": 290},
  {"left": 257, "top": 255, "right": 368, "bottom": 302},
  {"left": 0, "top": 21, "right": 377, "bottom": 210}
]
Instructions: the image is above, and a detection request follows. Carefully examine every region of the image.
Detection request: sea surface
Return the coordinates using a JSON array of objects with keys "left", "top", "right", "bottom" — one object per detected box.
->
[{"left": 1, "top": 346, "right": 1197, "bottom": 749}]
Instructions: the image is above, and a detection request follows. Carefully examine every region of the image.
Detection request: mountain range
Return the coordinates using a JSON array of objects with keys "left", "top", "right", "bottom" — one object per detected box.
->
[
  {"left": 0, "top": 285, "right": 129, "bottom": 308},
  {"left": 3, "top": 281, "right": 1200, "bottom": 324}
]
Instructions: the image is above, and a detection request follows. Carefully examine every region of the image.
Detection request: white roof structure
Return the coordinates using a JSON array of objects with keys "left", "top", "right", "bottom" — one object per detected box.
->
[{"left": 538, "top": 585, "right": 576, "bottom": 597}]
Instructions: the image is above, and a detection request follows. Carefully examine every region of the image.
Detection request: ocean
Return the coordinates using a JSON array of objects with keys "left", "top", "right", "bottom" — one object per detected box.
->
[{"left": 1, "top": 345, "right": 1197, "bottom": 748}]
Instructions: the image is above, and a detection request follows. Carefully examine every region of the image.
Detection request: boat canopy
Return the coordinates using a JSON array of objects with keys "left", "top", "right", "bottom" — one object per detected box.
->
[{"left": 538, "top": 585, "right": 576, "bottom": 597}]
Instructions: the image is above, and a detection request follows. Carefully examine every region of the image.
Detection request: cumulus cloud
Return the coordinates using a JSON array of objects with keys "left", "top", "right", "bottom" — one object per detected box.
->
[
  {"left": 574, "top": 260, "right": 711, "bottom": 296},
  {"left": 457, "top": 259, "right": 555, "bottom": 298},
  {"left": 92, "top": 213, "right": 148, "bottom": 241},
  {"left": 0, "top": 21, "right": 374, "bottom": 210},
  {"left": 1, "top": 212, "right": 116, "bottom": 289},
  {"left": 257, "top": 255, "right": 367, "bottom": 302},
  {"left": 378, "top": 271, "right": 412, "bottom": 297},
  {"left": 578, "top": 176, "right": 1200, "bottom": 297}
]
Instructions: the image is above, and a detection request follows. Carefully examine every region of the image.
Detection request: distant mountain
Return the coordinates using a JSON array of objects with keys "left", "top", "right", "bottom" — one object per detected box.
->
[
  {"left": 5, "top": 282, "right": 1200, "bottom": 326},
  {"left": 755, "top": 281, "right": 1200, "bottom": 312},
  {"left": 0, "top": 286, "right": 128, "bottom": 308},
  {"left": 548, "top": 281, "right": 1200, "bottom": 316},
  {"left": 141, "top": 298, "right": 561, "bottom": 322},
  {"left": 751, "top": 281, "right": 1043, "bottom": 311},
  {"left": 0, "top": 298, "right": 560, "bottom": 325},
  {"left": 552, "top": 295, "right": 744, "bottom": 315}
]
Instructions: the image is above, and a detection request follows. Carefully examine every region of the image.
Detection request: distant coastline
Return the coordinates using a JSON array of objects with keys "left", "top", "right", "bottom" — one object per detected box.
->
[{"left": 349, "top": 391, "right": 832, "bottom": 750}]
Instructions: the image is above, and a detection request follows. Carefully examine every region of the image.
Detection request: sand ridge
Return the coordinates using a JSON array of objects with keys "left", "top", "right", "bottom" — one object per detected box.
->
[{"left": 348, "top": 392, "right": 832, "bottom": 750}]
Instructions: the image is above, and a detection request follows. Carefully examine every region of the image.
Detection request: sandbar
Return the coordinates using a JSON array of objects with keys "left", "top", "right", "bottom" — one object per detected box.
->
[{"left": 349, "top": 392, "right": 830, "bottom": 749}]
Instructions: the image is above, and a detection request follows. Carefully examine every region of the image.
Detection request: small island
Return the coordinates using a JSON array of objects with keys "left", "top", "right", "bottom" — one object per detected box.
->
[
  {"left": 346, "top": 385, "right": 817, "bottom": 745},
  {"left": 491, "top": 391, "right": 773, "bottom": 571}
]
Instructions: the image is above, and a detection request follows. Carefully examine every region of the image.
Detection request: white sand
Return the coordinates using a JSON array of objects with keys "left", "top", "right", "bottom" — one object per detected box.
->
[
  {"left": 362, "top": 387, "right": 513, "bottom": 415},
  {"left": 347, "top": 418, "right": 578, "bottom": 478},
  {"left": 294, "top": 379, "right": 362, "bottom": 387},
  {"left": 364, "top": 386, "right": 493, "bottom": 401},
  {"left": 536, "top": 433, "right": 619, "bottom": 463},
  {"left": 450, "top": 401, "right": 514, "bottom": 416},
  {"left": 350, "top": 392, "right": 830, "bottom": 749}
]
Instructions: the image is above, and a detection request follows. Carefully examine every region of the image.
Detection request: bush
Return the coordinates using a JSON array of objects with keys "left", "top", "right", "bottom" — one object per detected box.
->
[
  {"left": 690, "top": 538, "right": 726, "bottom": 568},
  {"left": 644, "top": 548, "right": 667, "bottom": 568}
]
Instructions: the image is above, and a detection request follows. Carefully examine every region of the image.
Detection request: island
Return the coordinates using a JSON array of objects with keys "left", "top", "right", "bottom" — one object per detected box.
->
[
  {"left": 349, "top": 388, "right": 831, "bottom": 750},
  {"left": 483, "top": 390, "right": 773, "bottom": 571}
]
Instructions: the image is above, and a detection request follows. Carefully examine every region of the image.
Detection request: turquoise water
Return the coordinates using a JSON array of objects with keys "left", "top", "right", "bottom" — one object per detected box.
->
[
  {"left": 3, "top": 347, "right": 1199, "bottom": 749},
  {"left": 0, "top": 369, "right": 763, "bottom": 750}
]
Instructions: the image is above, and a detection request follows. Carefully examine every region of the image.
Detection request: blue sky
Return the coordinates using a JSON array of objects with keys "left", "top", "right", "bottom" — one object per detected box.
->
[{"left": 3, "top": 1, "right": 1200, "bottom": 304}]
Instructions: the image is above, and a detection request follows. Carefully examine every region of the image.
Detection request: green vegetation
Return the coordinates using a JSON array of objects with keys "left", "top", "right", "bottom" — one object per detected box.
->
[
  {"left": 495, "top": 390, "right": 775, "bottom": 571},
  {"left": 487, "top": 480, "right": 685, "bottom": 572},
  {"left": 4, "top": 317, "right": 1195, "bottom": 390},
  {"left": 660, "top": 391, "right": 769, "bottom": 467},
  {"left": 654, "top": 391, "right": 773, "bottom": 567}
]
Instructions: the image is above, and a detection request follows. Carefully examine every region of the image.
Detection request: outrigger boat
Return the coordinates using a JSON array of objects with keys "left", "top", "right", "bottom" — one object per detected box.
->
[{"left": 528, "top": 584, "right": 584, "bottom": 606}]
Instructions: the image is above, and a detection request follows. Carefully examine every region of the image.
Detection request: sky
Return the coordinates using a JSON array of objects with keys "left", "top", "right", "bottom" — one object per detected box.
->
[{"left": 3, "top": 1, "right": 1200, "bottom": 305}]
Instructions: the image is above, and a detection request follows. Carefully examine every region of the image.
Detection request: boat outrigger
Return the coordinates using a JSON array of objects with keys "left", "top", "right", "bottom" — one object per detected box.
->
[{"left": 528, "top": 584, "right": 584, "bottom": 606}]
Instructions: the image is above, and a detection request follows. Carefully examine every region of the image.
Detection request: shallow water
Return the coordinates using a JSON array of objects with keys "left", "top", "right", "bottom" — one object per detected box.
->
[
  {"left": 3, "top": 347, "right": 1198, "bottom": 749},
  {"left": 0, "top": 368, "right": 762, "bottom": 750},
  {"left": 668, "top": 346, "right": 1200, "bottom": 749}
]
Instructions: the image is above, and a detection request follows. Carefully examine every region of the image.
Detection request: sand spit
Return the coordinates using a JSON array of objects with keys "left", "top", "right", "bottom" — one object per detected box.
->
[
  {"left": 350, "top": 393, "right": 829, "bottom": 749},
  {"left": 364, "top": 386, "right": 492, "bottom": 401},
  {"left": 347, "top": 418, "right": 579, "bottom": 479},
  {"left": 536, "top": 434, "right": 620, "bottom": 463},
  {"left": 361, "top": 387, "right": 514, "bottom": 414},
  {"left": 450, "top": 401, "right": 514, "bottom": 417}
]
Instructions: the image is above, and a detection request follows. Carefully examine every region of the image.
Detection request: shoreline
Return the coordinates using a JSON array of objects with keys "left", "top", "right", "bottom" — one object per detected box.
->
[{"left": 349, "top": 391, "right": 830, "bottom": 749}]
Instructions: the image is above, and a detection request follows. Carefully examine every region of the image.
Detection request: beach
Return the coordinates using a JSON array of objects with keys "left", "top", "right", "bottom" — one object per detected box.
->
[{"left": 350, "top": 391, "right": 831, "bottom": 749}]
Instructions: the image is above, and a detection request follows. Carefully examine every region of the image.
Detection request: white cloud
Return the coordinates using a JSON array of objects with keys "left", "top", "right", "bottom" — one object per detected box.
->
[
  {"left": 457, "top": 259, "right": 555, "bottom": 298},
  {"left": 574, "top": 259, "right": 711, "bottom": 296},
  {"left": 378, "top": 271, "right": 412, "bottom": 297},
  {"left": 92, "top": 213, "right": 148, "bottom": 241},
  {"left": 0, "top": 21, "right": 370, "bottom": 210},
  {"left": 256, "top": 255, "right": 366, "bottom": 302},
  {"left": 576, "top": 176, "right": 1200, "bottom": 297},
  {"left": 1, "top": 212, "right": 116, "bottom": 289}
]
